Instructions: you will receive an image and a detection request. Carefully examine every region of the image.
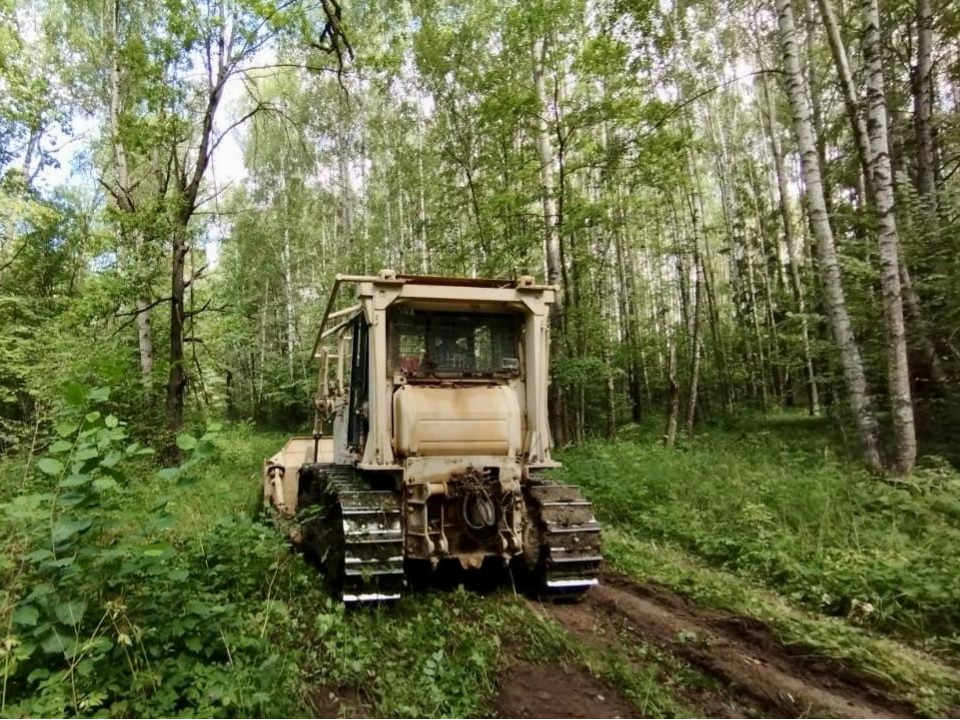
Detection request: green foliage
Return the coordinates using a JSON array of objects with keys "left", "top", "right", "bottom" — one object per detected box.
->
[
  {"left": 301, "top": 590, "right": 503, "bottom": 717},
  {"left": 0, "top": 388, "right": 301, "bottom": 717},
  {"left": 7, "top": 398, "right": 959, "bottom": 717},
  {"left": 603, "top": 530, "right": 960, "bottom": 716},
  {"left": 559, "top": 413, "right": 960, "bottom": 640}
]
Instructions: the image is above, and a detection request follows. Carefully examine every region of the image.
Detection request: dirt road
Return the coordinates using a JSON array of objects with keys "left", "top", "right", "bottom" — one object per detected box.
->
[{"left": 507, "top": 574, "right": 915, "bottom": 719}]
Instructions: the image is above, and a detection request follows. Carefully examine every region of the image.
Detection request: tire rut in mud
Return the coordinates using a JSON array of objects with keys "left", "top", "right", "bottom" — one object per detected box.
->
[{"left": 538, "top": 574, "right": 916, "bottom": 719}]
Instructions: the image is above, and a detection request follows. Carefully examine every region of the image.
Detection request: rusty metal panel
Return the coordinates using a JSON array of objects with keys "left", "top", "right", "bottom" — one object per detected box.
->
[{"left": 262, "top": 436, "right": 334, "bottom": 515}]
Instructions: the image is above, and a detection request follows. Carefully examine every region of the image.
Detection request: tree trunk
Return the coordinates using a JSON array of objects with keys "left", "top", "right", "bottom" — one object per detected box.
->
[
  {"left": 135, "top": 298, "right": 154, "bottom": 384},
  {"left": 282, "top": 226, "right": 296, "bottom": 380},
  {"left": 225, "top": 369, "right": 236, "bottom": 420},
  {"left": 816, "top": 0, "right": 874, "bottom": 193},
  {"left": 110, "top": 0, "right": 154, "bottom": 387},
  {"left": 664, "top": 338, "right": 679, "bottom": 448},
  {"left": 899, "top": 244, "right": 946, "bottom": 390},
  {"left": 614, "top": 184, "right": 643, "bottom": 424},
  {"left": 761, "top": 70, "right": 819, "bottom": 415},
  {"left": 903, "top": 0, "right": 947, "bottom": 391},
  {"left": 417, "top": 115, "right": 430, "bottom": 273},
  {"left": 532, "top": 34, "right": 566, "bottom": 444},
  {"left": 803, "top": 0, "right": 831, "bottom": 214},
  {"left": 745, "top": 233, "right": 770, "bottom": 411},
  {"left": 776, "top": 0, "right": 882, "bottom": 471},
  {"left": 746, "top": 155, "right": 786, "bottom": 405},
  {"left": 912, "top": 0, "right": 937, "bottom": 222},
  {"left": 691, "top": 123, "right": 733, "bottom": 413},
  {"left": 820, "top": 0, "right": 942, "bottom": 399},
  {"left": 532, "top": 37, "right": 562, "bottom": 299},
  {"left": 605, "top": 348, "right": 617, "bottom": 439},
  {"left": 685, "top": 249, "right": 702, "bottom": 435},
  {"left": 280, "top": 147, "right": 296, "bottom": 381},
  {"left": 862, "top": 0, "right": 917, "bottom": 475},
  {"left": 166, "top": 228, "right": 187, "bottom": 434}
]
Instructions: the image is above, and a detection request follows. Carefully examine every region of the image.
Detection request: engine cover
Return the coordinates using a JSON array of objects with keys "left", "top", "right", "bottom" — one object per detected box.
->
[{"left": 392, "top": 384, "right": 522, "bottom": 458}]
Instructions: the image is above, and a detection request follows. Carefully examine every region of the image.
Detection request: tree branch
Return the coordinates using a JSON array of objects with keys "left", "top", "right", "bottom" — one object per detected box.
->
[
  {"left": 184, "top": 298, "right": 230, "bottom": 319},
  {"left": 208, "top": 102, "right": 268, "bottom": 158},
  {"left": 645, "top": 69, "right": 783, "bottom": 136},
  {"left": 97, "top": 177, "right": 126, "bottom": 206},
  {"left": 0, "top": 241, "right": 28, "bottom": 275},
  {"left": 185, "top": 263, "right": 210, "bottom": 288},
  {"left": 313, "top": 0, "right": 354, "bottom": 93},
  {"left": 112, "top": 296, "right": 172, "bottom": 335},
  {"left": 114, "top": 296, "right": 172, "bottom": 318},
  {"left": 239, "top": 62, "right": 357, "bottom": 77}
]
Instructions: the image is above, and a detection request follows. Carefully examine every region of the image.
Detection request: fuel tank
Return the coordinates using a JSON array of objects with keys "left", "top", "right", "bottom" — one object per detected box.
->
[{"left": 392, "top": 384, "right": 522, "bottom": 458}]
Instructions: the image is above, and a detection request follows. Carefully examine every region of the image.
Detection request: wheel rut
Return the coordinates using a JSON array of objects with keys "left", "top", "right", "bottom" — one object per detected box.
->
[{"left": 537, "top": 573, "right": 916, "bottom": 719}]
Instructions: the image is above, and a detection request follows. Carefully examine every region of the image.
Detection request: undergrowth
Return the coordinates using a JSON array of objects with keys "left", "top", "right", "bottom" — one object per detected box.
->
[
  {"left": 0, "top": 389, "right": 304, "bottom": 717},
  {"left": 558, "top": 413, "right": 960, "bottom": 643},
  {"left": 0, "top": 393, "right": 520, "bottom": 718},
  {"left": 4, "top": 400, "right": 958, "bottom": 717}
]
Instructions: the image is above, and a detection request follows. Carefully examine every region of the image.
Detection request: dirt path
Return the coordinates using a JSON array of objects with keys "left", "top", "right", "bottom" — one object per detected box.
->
[
  {"left": 495, "top": 658, "right": 636, "bottom": 719},
  {"left": 537, "top": 574, "right": 915, "bottom": 719}
]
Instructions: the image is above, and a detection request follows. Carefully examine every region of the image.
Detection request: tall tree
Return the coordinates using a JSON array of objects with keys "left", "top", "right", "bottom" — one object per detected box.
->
[
  {"left": 107, "top": 0, "right": 154, "bottom": 388},
  {"left": 912, "top": 0, "right": 938, "bottom": 225},
  {"left": 862, "top": 0, "right": 916, "bottom": 474},
  {"left": 776, "top": 0, "right": 883, "bottom": 471},
  {"left": 760, "top": 69, "right": 819, "bottom": 415}
]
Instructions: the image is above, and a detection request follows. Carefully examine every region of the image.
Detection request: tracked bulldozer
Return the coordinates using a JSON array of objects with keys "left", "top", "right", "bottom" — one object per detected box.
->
[{"left": 263, "top": 270, "right": 601, "bottom": 603}]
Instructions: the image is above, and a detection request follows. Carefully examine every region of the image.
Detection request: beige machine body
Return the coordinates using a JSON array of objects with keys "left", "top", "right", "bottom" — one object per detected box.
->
[{"left": 263, "top": 270, "right": 600, "bottom": 602}]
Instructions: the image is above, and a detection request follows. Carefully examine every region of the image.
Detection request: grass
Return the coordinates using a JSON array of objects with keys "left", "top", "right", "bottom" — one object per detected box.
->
[
  {"left": 557, "top": 413, "right": 960, "bottom": 642},
  {"left": 0, "top": 421, "right": 696, "bottom": 718},
  {"left": 555, "top": 411, "right": 960, "bottom": 716},
  {"left": 2, "top": 409, "right": 959, "bottom": 717},
  {"left": 604, "top": 529, "right": 960, "bottom": 716}
]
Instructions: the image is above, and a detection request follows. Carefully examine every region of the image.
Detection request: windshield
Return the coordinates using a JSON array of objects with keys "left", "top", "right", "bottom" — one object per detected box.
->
[{"left": 389, "top": 308, "right": 521, "bottom": 378}]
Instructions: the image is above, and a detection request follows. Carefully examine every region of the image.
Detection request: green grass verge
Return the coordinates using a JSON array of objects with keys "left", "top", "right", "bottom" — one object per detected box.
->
[
  {"left": 5, "top": 409, "right": 957, "bottom": 717},
  {"left": 558, "top": 413, "right": 960, "bottom": 642},
  {"left": 604, "top": 529, "right": 960, "bottom": 716}
]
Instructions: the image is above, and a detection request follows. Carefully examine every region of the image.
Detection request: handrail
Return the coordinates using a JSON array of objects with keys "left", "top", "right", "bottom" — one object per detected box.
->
[
  {"left": 318, "top": 312, "right": 359, "bottom": 345},
  {"left": 310, "top": 271, "right": 398, "bottom": 358},
  {"left": 311, "top": 276, "right": 353, "bottom": 358},
  {"left": 327, "top": 303, "right": 361, "bottom": 321}
]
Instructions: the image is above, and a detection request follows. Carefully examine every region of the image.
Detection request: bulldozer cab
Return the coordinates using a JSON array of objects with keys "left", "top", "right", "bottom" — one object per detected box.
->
[
  {"left": 316, "top": 269, "right": 557, "bottom": 472},
  {"left": 389, "top": 308, "right": 521, "bottom": 379}
]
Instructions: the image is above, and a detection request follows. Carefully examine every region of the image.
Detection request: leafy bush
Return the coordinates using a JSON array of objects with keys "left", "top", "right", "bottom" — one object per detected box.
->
[
  {"left": 0, "top": 387, "right": 301, "bottom": 717},
  {"left": 301, "top": 589, "right": 502, "bottom": 717}
]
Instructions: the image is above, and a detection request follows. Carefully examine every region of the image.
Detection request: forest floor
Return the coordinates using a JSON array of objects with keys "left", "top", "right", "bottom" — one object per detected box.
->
[{"left": 3, "top": 411, "right": 960, "bottom": 717}]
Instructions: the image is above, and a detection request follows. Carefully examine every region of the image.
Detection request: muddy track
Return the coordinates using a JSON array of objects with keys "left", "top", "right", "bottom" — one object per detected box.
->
[
  {"left": 538, "top": 574, "right": 916, "bottom": 719},
  {"left": 495, "top": 658, "right": 636, "bottom": 719}
]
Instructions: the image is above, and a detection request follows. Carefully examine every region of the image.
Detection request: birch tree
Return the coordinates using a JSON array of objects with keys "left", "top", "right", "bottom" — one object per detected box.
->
[
  {"left": 862, "top": 0, "right": 916, "bottom": 475},
  {"left": 776, "top": 0, "right": 882, "bottom": 471}
]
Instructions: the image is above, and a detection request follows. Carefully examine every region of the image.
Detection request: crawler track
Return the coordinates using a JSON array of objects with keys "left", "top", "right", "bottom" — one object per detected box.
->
[
  {"left": 524, "top": 477, "right": 602, "bottom": 599},
  {"left": 301, "top": 464, "right": 406, "bottom": 603}
]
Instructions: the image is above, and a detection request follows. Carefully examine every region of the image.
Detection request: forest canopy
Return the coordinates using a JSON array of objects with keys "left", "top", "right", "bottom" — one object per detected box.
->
[{"left": 2, "top": 0, "right": 960, "bottom": 465}]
